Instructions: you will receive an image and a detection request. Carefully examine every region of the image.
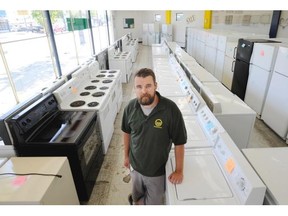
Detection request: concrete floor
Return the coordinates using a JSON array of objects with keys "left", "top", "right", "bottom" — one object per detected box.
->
[{"left": 86, "top": 44, "right": 287, "bottom": 205}]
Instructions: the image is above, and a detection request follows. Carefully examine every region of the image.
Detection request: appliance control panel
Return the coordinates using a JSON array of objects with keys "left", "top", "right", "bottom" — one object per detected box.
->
[
  {"left": 11, "top": 94, "right": 57, "bottom": 133},
  {"left": 186, "top": 86, "right": 201, "bottom": 112},
  {"left": 214, "top": 135, "right": 253, "bottom": 204},
  {"left": 197, "top": 106, "right": 224, "bottom": 142}
]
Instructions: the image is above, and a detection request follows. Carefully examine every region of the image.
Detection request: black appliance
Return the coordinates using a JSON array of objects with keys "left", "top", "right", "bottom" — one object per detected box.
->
[
  {"left": 6, "top": 93, "right": 104, "bottom": 202},
  {"left": 231, "top": 38, "right": 280, "bottom": 100},
  {"left": 0, "top": 93, "right": 42, "bottom": 146}
]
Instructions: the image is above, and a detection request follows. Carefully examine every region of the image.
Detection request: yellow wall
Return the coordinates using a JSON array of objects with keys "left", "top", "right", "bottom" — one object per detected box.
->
[
  {"left": 166, "top": 10, "right": 171, "bottom": 24},
  {"left": 204, "top": 10, "right": 212, "bottom": 29}
]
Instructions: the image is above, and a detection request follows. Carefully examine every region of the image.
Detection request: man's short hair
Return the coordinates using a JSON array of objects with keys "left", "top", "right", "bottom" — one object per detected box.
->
[{"left": 134, "top": 68, "right": 156, "bottom": 83}]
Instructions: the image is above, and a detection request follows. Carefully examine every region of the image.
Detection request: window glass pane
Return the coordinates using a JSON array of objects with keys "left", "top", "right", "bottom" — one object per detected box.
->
[
  {"left": 176, "top": 13, "right": 184, "bottom": 21},
  {"left": 107, "top": 11, "right": 114, "bottom": 45},
  {"left": 91, "top": 10, "right": 109, "bottom": 53},
  {"left": 2, "top": 37, "right": 56, "bottom": 101},
  {"left": 0, "top": 10, "right": 56, "bottom": 114},
  {"left": 155, "top": 14, "right": 161, "bottom": 22},
  {"left": 54, "top": 10, "right": 92, "bottom": 75},
  {"left": 0, "top": 57, "right": 17, "bottom": 116}
]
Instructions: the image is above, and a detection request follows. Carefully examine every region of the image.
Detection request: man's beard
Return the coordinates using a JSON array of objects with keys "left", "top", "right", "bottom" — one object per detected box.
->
[{"left": 138, "top": 93, "right": 155, "bottom": 105}]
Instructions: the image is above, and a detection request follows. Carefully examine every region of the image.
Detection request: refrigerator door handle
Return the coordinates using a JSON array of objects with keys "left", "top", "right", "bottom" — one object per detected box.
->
[
  {"left": 233, "top": 47, "right": 237, "bottom": 59},
  {"left": 231, "top": 60, "right": 235, "bottom": 72}
]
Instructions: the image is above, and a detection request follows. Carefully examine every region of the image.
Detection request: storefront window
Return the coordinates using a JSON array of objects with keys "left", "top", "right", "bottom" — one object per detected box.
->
[
  {"left": 0, "top": 10, "right": 55, "bottom": 115},
  {"left": 91, "top": 10, "right": 110, "bottom": 54}
]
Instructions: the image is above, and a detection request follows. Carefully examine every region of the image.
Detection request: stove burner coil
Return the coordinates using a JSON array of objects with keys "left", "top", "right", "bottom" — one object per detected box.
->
[
  {"left": 100, "top": 70, "right": 107, "bottom": 73},
  {"left": 96, "top": 74, "right": 105, "bottom": 78},
  {"left": 70, "top": 100, "right": 86, "bottom": 107},
  {"left": 87, "top": 102, "right": 99, "bottom": 107},
  {"left": 102, "top": 79, "right": 112, "bottom": 83},
  {"left": 80, "top": 92, "right": 90, "bottom": 96},
  {"left": 91, "top": 80, "right": 100, "bottom": 83},
  {"left": 92, "top": 92, "right": 105, "bottom": 97},
  {"left": 85, "top": 85, "right": 97, "bottom": 90},
  {"left": 100, "top": 86, "right": 109, "bottom": 90},
  {"left": 109, "top": 70, "right": 117, "bottom": 73},
  {"left": 108, "top": 75, "right": 114, "bottom": 77}
]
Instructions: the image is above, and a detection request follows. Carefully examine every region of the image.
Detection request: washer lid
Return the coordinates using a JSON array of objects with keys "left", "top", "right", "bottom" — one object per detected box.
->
[
  {"left": 171, "top": 154, "right": 233, "bottom": 200},
  {"left": 183, "top": 116, "right": 209, "bottom": 143}
]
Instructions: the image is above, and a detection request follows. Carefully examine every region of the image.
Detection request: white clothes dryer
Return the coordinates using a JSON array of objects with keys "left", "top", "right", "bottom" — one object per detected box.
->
[{"left": 200, "top": 81, "right": 256, "bottom": 149}]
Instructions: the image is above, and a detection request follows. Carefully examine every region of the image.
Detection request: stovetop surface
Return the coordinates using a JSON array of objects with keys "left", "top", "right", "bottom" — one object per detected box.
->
[{"left": 55, "top": 78, "right": 116, "bottom": 111}]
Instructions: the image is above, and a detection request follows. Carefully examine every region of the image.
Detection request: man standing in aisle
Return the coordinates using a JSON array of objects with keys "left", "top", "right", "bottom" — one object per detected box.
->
[{"left": 121, "top": 68, "right": 187, "bottom": 205}]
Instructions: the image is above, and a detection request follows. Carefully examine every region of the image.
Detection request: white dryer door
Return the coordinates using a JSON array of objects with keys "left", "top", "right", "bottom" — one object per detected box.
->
[{"left": 172, "top": 154, "right": 233, "bottom": 201}]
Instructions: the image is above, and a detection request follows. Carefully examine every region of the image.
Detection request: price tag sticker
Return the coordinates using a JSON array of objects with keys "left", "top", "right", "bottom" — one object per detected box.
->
[{"left": 225, "top": 158, "right": 235, "bottom": 174}]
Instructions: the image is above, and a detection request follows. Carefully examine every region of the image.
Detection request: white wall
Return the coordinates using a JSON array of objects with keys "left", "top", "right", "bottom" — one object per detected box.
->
[
  {"left": 112, "top": 10, "right": 204, "bottom": 47},
  {"left": 112, "top": 10, "right": 288, "bottom": 47}
]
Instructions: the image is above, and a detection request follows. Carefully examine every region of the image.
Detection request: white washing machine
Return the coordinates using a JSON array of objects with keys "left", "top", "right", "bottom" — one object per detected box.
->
[
  {"left": 166, "top": 123, "right": 266, "bottom": 205},
  {"left": 185, "top": 62, "right": 219, "bottom": 83},
  {"left": 200, "top": 81, "right": 256, "bottom": 149},
  {"left": 242, "top": 147, "right": 288, "bottom": 205}
]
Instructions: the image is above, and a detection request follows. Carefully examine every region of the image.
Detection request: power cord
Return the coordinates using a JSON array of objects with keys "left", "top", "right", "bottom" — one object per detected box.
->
[{"left": 0, "top": 173, "right": 62, "bottom": 178}]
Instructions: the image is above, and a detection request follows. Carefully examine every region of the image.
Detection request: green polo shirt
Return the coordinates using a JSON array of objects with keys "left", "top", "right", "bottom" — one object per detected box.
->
[{"left": 121, "top": 91, "right": 187, "bottom": 177}]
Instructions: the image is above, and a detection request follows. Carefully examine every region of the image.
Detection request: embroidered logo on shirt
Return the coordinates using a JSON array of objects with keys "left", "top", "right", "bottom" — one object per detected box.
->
[{"left": 154, "top": 119, "right": 163, "bottom": 128}]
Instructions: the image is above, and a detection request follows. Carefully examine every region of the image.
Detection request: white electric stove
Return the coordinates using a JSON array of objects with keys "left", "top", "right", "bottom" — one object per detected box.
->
[
  {"left": 53, "top": 74, "right": 117, "bottom": 154},
  {"left": 108, "top": 50, "right": 133, "bottom": 83}
]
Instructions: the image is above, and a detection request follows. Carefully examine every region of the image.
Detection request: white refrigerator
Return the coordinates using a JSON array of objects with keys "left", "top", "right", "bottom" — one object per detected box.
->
[
  {"left": 261, "top": 45, "right": 288, "bottom": 143},
  {"left": 244, "top": 43, "right": 279, "bottom": 117}
]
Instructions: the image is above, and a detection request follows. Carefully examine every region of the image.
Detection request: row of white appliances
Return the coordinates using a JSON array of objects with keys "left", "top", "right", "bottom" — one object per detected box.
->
[
  {"left": 170, "top": 49, "right": 256, "bottom": 149},
  {"left": 53, "top": 61, "right": 122, "bottom": 154},
  {"left": 142, "top": 23, "right": 161, "bottom": 46},
  {"left": 107, "top": 45, "right": 133, "bottom": 83},
  {"left": 121, "top": 34, "right": 139, "bottom": 63},
  {"left": 166, "top": 106, "right": 266, "bottom": 204},
  {"left": 151, "top": 49, "right": 266, "bottom": 204},
  {"left": 185, "top": 28, "right": 269, "bottom": 90},
  {"left": 261, "top": 44, "right": 288, "bottom": 143}
]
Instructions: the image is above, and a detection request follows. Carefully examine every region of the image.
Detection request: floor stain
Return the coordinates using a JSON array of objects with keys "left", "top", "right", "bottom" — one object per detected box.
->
[{"left": 122, "top": 174, "right": 131, "bottom": 183}]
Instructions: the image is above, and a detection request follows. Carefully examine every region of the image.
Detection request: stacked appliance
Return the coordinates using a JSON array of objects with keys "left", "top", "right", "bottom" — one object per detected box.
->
[
  {"left": 203, "top": 31, "right": 218, "bottom": 76},
  {"left": 231, "top": 38, "right": 280, "bottom": 100},
  {"left": 142, "top": 23, "right": 160, "bottom": 46},
  {"left": 161, "top": 24, "right": 173, "bottom": 42},
  {"left": 244, "top": 43, "right": 280, "bottom": 117},
  {"left": 261, "top": 44, "right": 288, "bottom": 143},
  {"left": 222, "top": 37, "right": 238, "bottom": 90}
]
